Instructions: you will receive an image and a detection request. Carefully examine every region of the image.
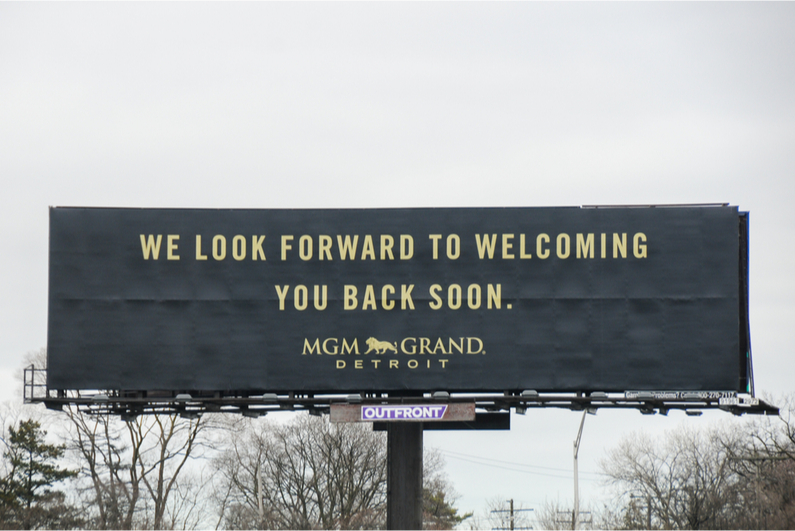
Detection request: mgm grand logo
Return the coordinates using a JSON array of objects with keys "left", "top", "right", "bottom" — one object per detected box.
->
[{"left": 302, "top": 336, "right": 485, "bottom": 370}]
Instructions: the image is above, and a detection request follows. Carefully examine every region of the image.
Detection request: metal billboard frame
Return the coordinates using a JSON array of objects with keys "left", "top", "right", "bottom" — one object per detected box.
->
[{"left": 25, "top": 365, "right": 777, "bottom": 419}]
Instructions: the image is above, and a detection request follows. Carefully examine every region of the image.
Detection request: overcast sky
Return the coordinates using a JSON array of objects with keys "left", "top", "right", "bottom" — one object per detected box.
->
[{"left": 2, "top": 1, "right": 794, "bottom": 521}]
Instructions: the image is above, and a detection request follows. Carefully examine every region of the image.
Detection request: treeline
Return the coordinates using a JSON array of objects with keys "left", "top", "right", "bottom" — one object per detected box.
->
[
  {"left": 0, "top": 402, "right": 469, "bottom": 530},
  {"left": 597, "top": 396, "right": 795, "bottom": 530},
  {"left": 2, "top": 354, "right": 794, "bottom": 530},
  {"left": 488, "top": 397, "right": 795, "bottom": 531}
]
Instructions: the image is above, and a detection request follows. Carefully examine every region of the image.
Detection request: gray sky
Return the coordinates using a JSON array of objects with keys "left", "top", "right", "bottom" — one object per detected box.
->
[{"left": 2, "top": 1, "right": 794, "bottom": 520}]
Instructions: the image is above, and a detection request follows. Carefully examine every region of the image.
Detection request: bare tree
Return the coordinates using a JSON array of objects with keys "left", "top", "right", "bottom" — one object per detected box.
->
[
  {"left": 21, "top": 348, "right": 211, "bottom": 530},
  {"left": 212, "top": 414, "right": 387, "bottom": 529},
  {"left": 212, "top": 414, "right": 467, "bottom": 530},
  {"left": 161, "top": 469, "right": 213, "bottom": 531},
  {"left": 534, "top": 499, "right": 577, "bottom": 531},
  {"left": 129, "top": 414, "right": 205, "bottom": 530},
  {"left": 722, "top": 394, "right": 795, "bottom": 530},
  {"left": 62, "top": 408, "right": 209, "bottom": 530},
  {"left": 600, "top": 424, "right": 745, "bottom": 530},
  {"left": 597, "top": 396, "right": 795, "bottom": 531},
  {"left": 64, "top": 407, "right": 139, "bottom": 529}
]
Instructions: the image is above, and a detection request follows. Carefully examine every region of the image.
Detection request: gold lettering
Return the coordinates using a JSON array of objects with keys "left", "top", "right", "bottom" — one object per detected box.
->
[
  {"left": 362, "top": 285, "right": 377, "bottom": 310},
  {"left": 432, "top": 338, "right": 447, "bottom": 354},
  {"left": 467, "top": 284, "right": 481, "bottom": 309},
  {"left": 502, "top": 234, "right": 514, "bottom": 259},
  {"left": 487, "top": 284, "right": 501, "bottom": 309},
  {"left": 319, "top": 235, "right": 332, "bottom": 260},
  {"left": 389, "top": 359, "right": 398, "bottom": 369},
  {"left": 400, "top": 235, "right": 414, "bottom": 260},
  {"left": 361, "top": 235, "right": 375, "bottom": 260},
  {"left": 448, "top": 338, "right": 464, "bottom": 354},
  {"left": 232, "top": 235, "right": 246, "bottom": 261},
  {"left": 519, "top": 234, "right": 532, "bottom": 259},
  {"left": 401, "top": 284, "right": 415, "bottom": 310},
  {"left": 467, "top": 337, "right": 484, "bottom": 354},
  {"left": 299, "top": 235, "right": 312, "bottom": 261},
  {"left": 275, "top": 285, "right": 289, "bottom": 310},
  {"left": 337, "top": 360, "right": 346, "bottom": 369},
  {"left": 613, "top": 233, "right": 627, "bottom": 258},
  {"left": 556, "top": 233, "right": 570, "bottom": 259},
  {"left": 601, "top": 233, "right": 607, "bottom": 259},
  {"left": 447, "top": 234, "right": 460, "bottom": 260},
  {"left": 337, "top": 235, "right": 358, "bottom": 260},
  {"left": 341, "top": 338, "right": 359, "bottom": 354},
  {"left": 213, "top": 235, "right": 226, "bottom": 260},
  {"left": 448, "top": 284, "right": 462, "bottom": 310},
  {"left": 355, "top": 359, "right": 363, "bottom": 369},
  {"left": 475, "top": 234, "right": 497, "bottom": 259},
  {"left": 344, "top": 285, "right": 358, "bottom": 310},
  {"left": 281, "top": 235, "right": 293, "bottom": 260},
  {"left": 634, "top": 232, "right": 647, "bottom": 258},
  {"left": 429, "top": 284, "right": 443, "bottom": 310},
  {"left": 195, "top": 235, "right": 207, "bottom": 261},
  {"left": 314, "top": 285, "right": 328, "bottom": 310},
  {"left": 537, "top": 233, "right": 550, "bottom": 259},
  {"left": 140, "top": 234, "right": 162, "bottom": 260},
  {"left": 303, "top": 338, "right": 320, "bottom": 354},
  {"left": 419, "top": 337, "right": 431, "bottom": 354},
  {"left": 252, "top": 235, "right": 265, "bottom": 260},
  {"left": 429, "top": 234, "right": 442, "bottom": 260},
  {"left": 323, "top": 338, "right": 338, "bottom": 355},
  {"left": 380, "top": 235, "right": 395, "bottom": 260},
  {"left": 576, "top": 233, "right": 594, "bottom": 259},
  {"left": 167, "top": 235, "right": 180, "bottom": 260},
  {"left": 401, "top": 338, "right": 416, "bottom": 354},
  {"left": 294, "top": 285, "right": 308, "bottom": 310},
  {"left": 382, "top": 285, "right": 395, "bottom": 310}
]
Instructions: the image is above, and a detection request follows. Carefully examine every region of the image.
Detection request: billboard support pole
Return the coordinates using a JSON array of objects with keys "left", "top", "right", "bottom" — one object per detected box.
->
[
  {"left": 573, "top": 409, "right": 587, "bottom": 530},
  {"left": 387, "top": 422, "right": 423, "bottom": 530}
]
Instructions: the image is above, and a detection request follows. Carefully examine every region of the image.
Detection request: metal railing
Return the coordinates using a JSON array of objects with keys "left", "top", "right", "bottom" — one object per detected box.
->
[
  {"left": 23, "top": 364, "right": 779, "bottom": 420},
  {"left": 23, "top": 364, "right": 50, "bottom": 403}
]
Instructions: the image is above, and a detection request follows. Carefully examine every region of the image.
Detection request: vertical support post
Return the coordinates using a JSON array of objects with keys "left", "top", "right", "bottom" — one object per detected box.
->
[
  {"left": 573, "top": 410, "right": 587, "bottom": 531},
  {"left": 387, "top": 422, "right": 423, "bottom": 530},
  {"left": 256, "top": 463, "right": 264, "bottom": 528}
]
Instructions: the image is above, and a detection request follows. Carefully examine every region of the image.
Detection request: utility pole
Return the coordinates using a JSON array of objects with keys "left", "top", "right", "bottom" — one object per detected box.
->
[
  {"left": 729, "top": 453, "right": 787, "bottom": 528},
  {"left": 630, "top": 494, "right": 651, "bottom": 529},
  {"left": 573, "top": 410, "right": 587, "bottom": 531},
  {"left": 257, "top": 462, "right": 264, "bottom": 528},
  {"left": 490, "top": 499, "right": 533, "bottom": 530}
]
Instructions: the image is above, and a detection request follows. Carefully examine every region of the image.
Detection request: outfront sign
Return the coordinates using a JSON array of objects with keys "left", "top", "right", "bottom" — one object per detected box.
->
[
  {"left": 329, "top": 403, "right": 476, "bottom": 423},
  {"left": 363, "top": 405, "right": 448, "bottom": 421},
  {"left": 47, "top": 206, "right": 749, "bottom": 393}
]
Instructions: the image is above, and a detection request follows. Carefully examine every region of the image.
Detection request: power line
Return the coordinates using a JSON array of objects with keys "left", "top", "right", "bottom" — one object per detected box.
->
[
  {"left": 440, "top": 450, "right": 603, "bottom": 480},
  {"left": 442, "top": 449, "right": 604, "bottom": 477}
]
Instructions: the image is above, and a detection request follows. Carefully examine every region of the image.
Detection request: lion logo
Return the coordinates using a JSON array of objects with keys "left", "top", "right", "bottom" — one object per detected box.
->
[{"left": 365, "top": 337, "right": 398, "bottom": 354}]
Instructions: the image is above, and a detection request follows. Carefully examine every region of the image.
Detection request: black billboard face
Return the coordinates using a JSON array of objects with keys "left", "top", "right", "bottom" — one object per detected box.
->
[{"left": 47, "top": 206, "right": 745, "bottom": 393}]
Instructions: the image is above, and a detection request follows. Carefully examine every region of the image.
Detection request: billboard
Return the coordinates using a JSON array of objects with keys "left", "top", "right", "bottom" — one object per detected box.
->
[{"left": 47, "top": 206, "right": 750, "bottom": 394}]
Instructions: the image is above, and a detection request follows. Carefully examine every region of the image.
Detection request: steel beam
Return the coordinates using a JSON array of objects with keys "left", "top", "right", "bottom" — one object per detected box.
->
[{"left": 387, "top": 422, "right": 423, "bottom": 530}]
